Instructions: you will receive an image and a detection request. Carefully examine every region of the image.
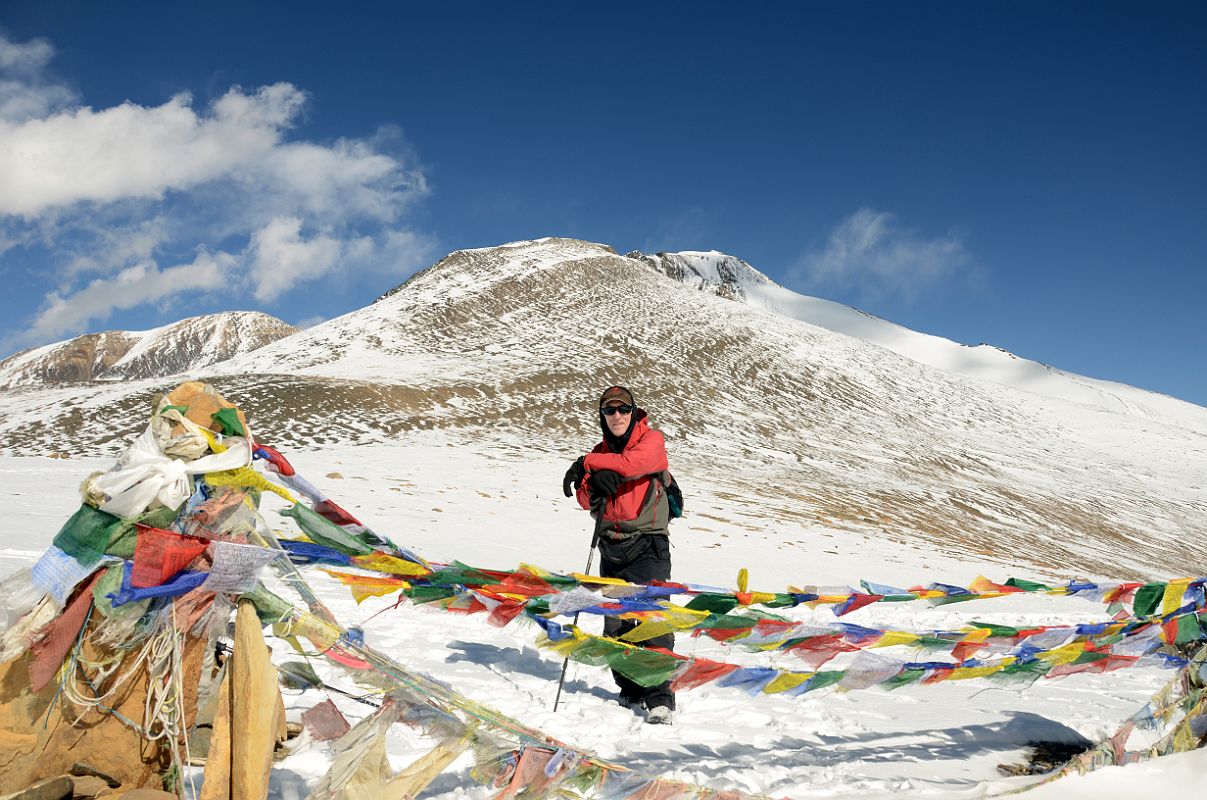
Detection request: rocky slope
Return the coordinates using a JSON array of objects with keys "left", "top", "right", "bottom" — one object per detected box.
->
[{"left": 0, "top": 311, "right": 298, "bottom": 387}]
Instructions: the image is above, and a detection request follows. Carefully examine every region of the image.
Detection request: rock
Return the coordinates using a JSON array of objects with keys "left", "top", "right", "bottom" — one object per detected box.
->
[
  {"left": 325, "top": 472, "right": 344, "bottom": 479},
  {"left": 68, "top": 776, "right": 110, "bottom": 799},
  {"left": 102, "top": 791, "right": 175, "bottom": 800},
  {"left": 68, "top": 765, "right": 120, "bottom": 789},
  {"left": 0, "top": 776, "right": 73, "bottom": 800}
]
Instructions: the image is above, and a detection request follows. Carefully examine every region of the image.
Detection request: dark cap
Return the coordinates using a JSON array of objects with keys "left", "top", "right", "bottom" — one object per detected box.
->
[{"left": 599, "top": 385, "right": 635, "bottom": 408}]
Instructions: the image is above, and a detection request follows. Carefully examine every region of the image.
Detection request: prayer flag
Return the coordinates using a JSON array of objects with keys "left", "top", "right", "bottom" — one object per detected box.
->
[{"left": 130, "top": 524, "right": 209, "bottom": 588}]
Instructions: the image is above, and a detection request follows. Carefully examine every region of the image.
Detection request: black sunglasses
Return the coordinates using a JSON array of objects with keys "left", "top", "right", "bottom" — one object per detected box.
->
[{"left": 600, "top": 404, "right": 634, "bottom": 416}]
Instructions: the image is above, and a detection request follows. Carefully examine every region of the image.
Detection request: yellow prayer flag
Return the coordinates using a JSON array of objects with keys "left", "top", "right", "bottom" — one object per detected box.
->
[
  {"left": 350, "top": 584, "right": 404, "bottom": 604},
  {"left": 960, "top": 628, "right": 993, "bottom": 644},
  {"left": 619, "top": 620, "right": 677, "bottom": 643},
  {"left": 353, "top": 552, "right": 432, "bottom": 578},
  {"left": 661, "top": 604, "right": 711, "bottom": 625},
  {"left": 281, "top": 611, "right": 341, "bottom": 651},
  {"left": 873, "top": 630, "right": 919, "bottom": 648},
  {"left": 206, "top": 465, "right": 298, "bottom": 504},
  {"left": 764, "top": 672, "right": 813, "bottom": 695},
  {"left": 950, "top": 664, "right": 1004, "bottom": 681},
  {"left": 540, "top": 628, "right": 587, "bottom": 658},
  {"left": 1038, "top": 642, "right": 1086, "bottom": 666},
  {"left": 1162, "top": 579, "right": 1191, "bottom": 615},
  {"left": 737, "top": 568, "right": 749, "bottom": 594},
  {"left": 571, "top": 573, "right": 631, "bottom": 586},
  {"left": 516, "top": 562, "right": 556, "bottom": 579}
]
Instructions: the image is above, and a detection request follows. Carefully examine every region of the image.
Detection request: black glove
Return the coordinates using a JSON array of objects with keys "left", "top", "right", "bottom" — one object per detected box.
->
[
  {"left": 587, "top": 469, "right": 622, "bottom": 500},
  {"left": 562, "top": 456, "right": 586, "bottom": 497}
]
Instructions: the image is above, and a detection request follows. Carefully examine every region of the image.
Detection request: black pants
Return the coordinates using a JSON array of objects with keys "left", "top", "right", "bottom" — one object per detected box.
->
[{"left": 598, "top": 534, "right": 675, "bottom": 711}]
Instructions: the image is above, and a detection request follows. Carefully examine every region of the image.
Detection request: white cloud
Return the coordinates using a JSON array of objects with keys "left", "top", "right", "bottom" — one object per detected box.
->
[
  {"left": 249, "top": 217, "right": 359, "bottom": 302},
  {"left": 793, "top": 208, "right": 973, "bottom": 302},
  {"left": 0, "top": 84, "right": 306, "bottom": 216},
  {"left": 64, "top": 218, "right": 170, "bottom": 277},
  {"left": 11, "top": 215, "right": 435, "bottom": 348},
  {"left": 27, "top": 251, "right": 234, "bottom": 341},
  {"left": 0, "top": 32, "right": 436, "bottom": 348},
  {"left": 0, "top": 32, "right": 75, "bottom": 121}
]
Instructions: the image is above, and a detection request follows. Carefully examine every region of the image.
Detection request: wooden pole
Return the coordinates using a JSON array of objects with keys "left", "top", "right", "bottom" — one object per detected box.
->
[
  {"left": 200, "top": 601, "right": 284, "bottom": 800},
  {"left": 230, "top": 600, "right": 282, "bottom": 800}
]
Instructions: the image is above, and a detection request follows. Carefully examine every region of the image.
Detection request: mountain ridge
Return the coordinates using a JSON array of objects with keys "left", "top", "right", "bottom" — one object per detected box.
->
[
  {"left": 0, "top": 238, "right": 1202, "bottom": 580},
  {"left": 0, "top": 310, "right": 298, "bottom": 388}
]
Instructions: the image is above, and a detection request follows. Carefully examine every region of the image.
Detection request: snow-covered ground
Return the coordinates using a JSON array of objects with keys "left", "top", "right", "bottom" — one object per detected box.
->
[{"left": 3, "top": 433, "right": 1203, "bottom": 798}]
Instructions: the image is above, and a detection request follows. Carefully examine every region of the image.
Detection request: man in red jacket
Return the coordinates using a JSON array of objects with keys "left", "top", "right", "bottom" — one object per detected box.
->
[{"left": 563, "top": 385, "right": 676, "bottom": 724}]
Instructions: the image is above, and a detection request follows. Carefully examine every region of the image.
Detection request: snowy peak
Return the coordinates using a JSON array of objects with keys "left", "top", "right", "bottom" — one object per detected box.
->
[
  {"left": 0, "top": 311, "right": 299, "bottom": 388},
  {"left": 378, "top": 237, "right": 619, "bottom": 304},
  {"left": 633, "top": 250, "right": 772, "bottom": 301}
]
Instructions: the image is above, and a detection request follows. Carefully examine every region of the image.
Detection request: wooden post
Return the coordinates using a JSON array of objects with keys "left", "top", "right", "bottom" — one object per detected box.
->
[{"left": 201, "top": 600, "right": 283, "bottom": 800}]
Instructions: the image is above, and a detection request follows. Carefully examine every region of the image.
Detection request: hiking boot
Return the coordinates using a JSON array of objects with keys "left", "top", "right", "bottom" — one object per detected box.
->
[
  {"left": 645, "top": 705, "right": 672, "bottom": 725},
  {"left": 618, "top": 696, "right": 639, "bottom": 710}
]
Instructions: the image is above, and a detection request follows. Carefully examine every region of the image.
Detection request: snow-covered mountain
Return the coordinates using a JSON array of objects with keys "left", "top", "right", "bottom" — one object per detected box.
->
[
  {"left": 0, "top": 311, "right": 298, "bottom": 387},
  {"left": 639, "top": 250, "right": 1203, "bottom": 432},
  {"left": 0, "top": 238, "right": 1203, "bottom": 579}
]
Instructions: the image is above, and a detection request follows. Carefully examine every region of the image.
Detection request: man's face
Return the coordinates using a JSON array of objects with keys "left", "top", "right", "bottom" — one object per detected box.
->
[{"left": 601, "top": 401, "right": 633, "bottom": 437}]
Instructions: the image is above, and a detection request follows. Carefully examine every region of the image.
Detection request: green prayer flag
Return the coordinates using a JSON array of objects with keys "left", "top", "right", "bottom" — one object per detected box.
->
[
  {"left": 1005, "top": 578, "right": 1052, "bottom": 592},
  {"left": 915, "top": 635, "right": 959, "bottom": 651},
  {"left": 1171, "top": 613, "right": 1203, "bottom": 645},
  {"left": 211, "top": 407, "right": 246, "bottom": 437},
  {"left": 685, "top": 594, "right": 740, "bottom": 614},
  {"left": 970, "top": 622, "right": 1020, "bottom": 638},
  {"left": 280, "top": 503, "right": 374, "bottom": 556},
  {"left": 804, "top": 670, "right": 845, "bottom": 692},
  {"left": 988, "top": 659, "right": 1050, "bottom": 687},
  {"left": 1133, "top": 583, "right": 1166, "bottom": 617},
  {"left": 54, "top": 504, "right": 122, "bottom": 566},
  {"left": 881, "top": 668, "right": 927, "bottom": 691},
  {"left": 607, "top": 646, "right": 680, "bottom": 687},
  {"left": 407, "top": 586, "right": 457, "bottom": 604},
  {"left": 425, "top": 562, "right": 501, "bottom": 587}
]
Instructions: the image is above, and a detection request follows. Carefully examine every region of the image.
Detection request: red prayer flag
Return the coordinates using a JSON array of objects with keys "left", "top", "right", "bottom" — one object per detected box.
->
[
  {"left": 834, "top": 593, "right": 884, "bottom": 616},
  {"left": 670, "top": 657, "right": 740, "bottom": 690},
  {"left": 314, "top": 499, "right": 362, "bottom": 527},
  {"left": 301, "top": 698, "right": 351, "bottom": 741},
  {"left": 131, "top": 524, "right": 209, "bottom": 589},
  {"left": 951, "top": 641, "right": 988, "bottom": 662},
  {"left": 487, "top": 599, "right": 527, "bottom": 627},
  {"left": 29, "top": 571, "right": 103, "bottom": 691}
]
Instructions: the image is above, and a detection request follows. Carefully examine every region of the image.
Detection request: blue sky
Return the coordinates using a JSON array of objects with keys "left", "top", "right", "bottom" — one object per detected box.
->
[{"left": 1, "top": 2, "right": 1204, "bottom": 406}]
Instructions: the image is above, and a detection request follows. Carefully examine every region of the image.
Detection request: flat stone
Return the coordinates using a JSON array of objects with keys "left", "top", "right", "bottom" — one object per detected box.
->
[
  {"left": 68, "top": 776, "right": 110, "bottom": 799},
  {"left": 102, "top": 791, "right": 176, "bottom": 800},
  {"left": 0, "top": 776, "right": 73, "bottom": 800}
]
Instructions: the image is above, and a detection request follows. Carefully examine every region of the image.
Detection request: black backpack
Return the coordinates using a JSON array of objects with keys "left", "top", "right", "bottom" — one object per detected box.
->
[{"left": 659, "top": 471, "right": 684, "bottom": 519}]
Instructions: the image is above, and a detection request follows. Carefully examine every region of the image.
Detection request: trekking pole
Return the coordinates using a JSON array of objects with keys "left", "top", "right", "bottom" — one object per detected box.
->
[{"left": 552, "top": 496, "right": 607, "bottom": 712}]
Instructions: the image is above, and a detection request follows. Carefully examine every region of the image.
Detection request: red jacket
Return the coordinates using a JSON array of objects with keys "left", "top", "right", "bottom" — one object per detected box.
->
[{"left": 576, "top": 411, "right": 671, "bottom": 538}]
